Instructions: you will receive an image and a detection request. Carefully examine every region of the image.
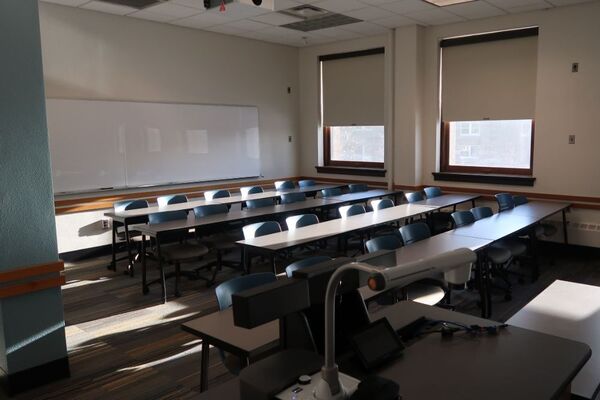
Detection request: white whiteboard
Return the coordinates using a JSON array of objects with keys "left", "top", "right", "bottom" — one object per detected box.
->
[{"left": 46, "top": 99, "right": 260, "bottom": 193}]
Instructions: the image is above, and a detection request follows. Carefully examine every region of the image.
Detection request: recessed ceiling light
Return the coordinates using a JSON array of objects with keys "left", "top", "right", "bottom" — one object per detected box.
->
[{"left": 423, "top": 0, "right": 477, "bottom": 6}]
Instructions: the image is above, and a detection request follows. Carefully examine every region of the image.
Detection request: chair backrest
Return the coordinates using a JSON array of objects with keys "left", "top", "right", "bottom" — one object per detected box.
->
[
  {"left": 399, "top": 222, "right": 431, "bottom": 245},
  {"left": 280, "top": 192, "right": 306, "bottom": 204},
  {"left": 275, "top": 180, "right": 295, "bottom": 190},
  {"left": 495, "top": 193, "right": 515, "bottom": 212},
  {"left": 298, "top": 180, "right": 315, "bottom": 188},
  {"left": 286, "top": 214, "right": 319, "bottom": 230},
  {"left": 215, "top": 272, "right": 277, "bottom": 310},
  {"left": 405, "top": 191, "right": 425, "bottom": 203},
  {"left": 193, "top": 204, "right": 229, "bottom": 217},
  {"left": 321, "top": 187, "right": 343, "bottom": 197},
  {"left": 339, "top": 204, "right": 366, "bottom": 218},
  {"left": 424, "top": 187, "right": 442, "bottom": 198},
  {"left": 365, "top": 235, "right": 403, "bottom": 253},
  {"left": 242, "top": 221, "right": 282, "bottom": 239},
  {"left": 148, "top": 210, "right": 188, "bottom": 224},
  {"left": 371, "top": 199, "right": 394, "bottom": 211},
  {"left": 451, "top": 211, "right": 475, "bottom": 228},
  {"left": 471, "top": 206, "right": 494, "bottom": 221},
  {"left": 285, "top": 256, "right": 332, "bottom": 278},
  {"left": 204, "top": 189, "right": 231, "bottom": 200},
  {"left": 246, "top": 198, "right": 275, "bottom": 209},
  {"left": 114, "top": 199, "right": 149, "bottom": 212},
  {"left": 348, "top": 183, "right": 368, "bottom": 193},
  {"left": 240, "top": 186, "right": 263, "bottom": 196},
  {"left": 157, "top": 194, "right": 188, "bottom": 207},
  {"left": 513, "top": 195, "right": 528, "bottom": 206}
]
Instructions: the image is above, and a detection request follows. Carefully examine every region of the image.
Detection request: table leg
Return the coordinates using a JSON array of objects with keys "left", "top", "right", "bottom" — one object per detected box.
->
[
  {"left": 562, "top": 209, "right": 569, "bottom": 245},
  {"left": 530, "top": 228, "right": 540, "bottom": 282},
  {"left": 124, "top": 222, "right": 134, "bottom": 277},
  {"left": 200, "top": 340, "right": 210, "bottom": 392},
  {"left": 108, "top": 223, "right": 117, "bottom": 271},
  {"left": 142, "top": 235, "right": 148, "bottom": 295},
  {"left": 156, "top": 236, "right": 167, "bottom": 304}
]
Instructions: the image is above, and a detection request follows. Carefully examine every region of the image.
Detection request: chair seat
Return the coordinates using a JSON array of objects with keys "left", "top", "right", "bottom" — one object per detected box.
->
[
  {"left": 161, "top": 242, "right": 209, "bottom": 261},
  {"left": 203, "top": 233, "right": 241, "bottom": 250},
  {"left": 494, "top": 239, "right": 527, "bottom": 257},
  {"left": 406, "top": 283, "right": 446, "bottom": 306},
  {"left": 540, "top": 223, "right": 557, "bottom": 237},
  {"left": 486, "top": 245, "right": 512, "bottom": 264}
]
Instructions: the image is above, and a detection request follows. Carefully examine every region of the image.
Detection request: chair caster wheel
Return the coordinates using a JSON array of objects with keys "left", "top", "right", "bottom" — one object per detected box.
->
[{"left": 504, "top": 293, "right": 512, "bottom": 301}]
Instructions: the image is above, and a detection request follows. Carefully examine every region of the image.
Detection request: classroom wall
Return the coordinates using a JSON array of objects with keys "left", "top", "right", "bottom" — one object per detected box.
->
[
  {"left": 298, "top": 2, "right": 600, "bottom": 247},
  {"left": 39, "top": 3, "right": 300, "bottom": 253},
  {"left": 0, "top": 0, "right": 67, "bottom": 383}
]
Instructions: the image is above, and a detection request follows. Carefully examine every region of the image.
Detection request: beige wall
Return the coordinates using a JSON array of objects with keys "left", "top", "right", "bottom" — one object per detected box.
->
[{"left": 39, "top": 3, "right": 300, "bottom": 253}]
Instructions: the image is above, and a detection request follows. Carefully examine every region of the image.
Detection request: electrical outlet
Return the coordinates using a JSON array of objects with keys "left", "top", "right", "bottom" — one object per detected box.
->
[
  {"left": 287, "top": 87, "right": 291, "bottom": 94},
  {"left": 572, "top": 63, "right": 579, "bottom": 73},
  {"left": 101, "top": 219, "right": 111, "bottom": 229},
  {"left": 288, "top": 136, "right": 292, "bottom": 143},
  {"left": 569, "top": 134, "right": 576, "bottom": 144}
]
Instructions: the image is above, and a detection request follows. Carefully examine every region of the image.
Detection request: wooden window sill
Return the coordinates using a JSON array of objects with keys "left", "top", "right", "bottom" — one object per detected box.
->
[
  {"left": 316, "top": 166, "right": 387, "bottom": 177},
  {"left": 432, "top": 172, "right": 536, "bottom": 186}
]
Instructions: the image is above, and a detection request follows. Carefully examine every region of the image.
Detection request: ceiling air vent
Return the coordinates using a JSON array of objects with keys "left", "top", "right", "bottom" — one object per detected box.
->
[
  {"left": 279, "top": 5, "right": 361, "bottom": 32},
  {"left": 97, "top": 0, "right": 165, "bottom": 9}
]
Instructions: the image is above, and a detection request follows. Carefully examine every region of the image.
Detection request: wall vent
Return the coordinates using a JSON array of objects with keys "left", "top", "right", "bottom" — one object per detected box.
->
[{"left": 279, "top": 5, "right": 362, "bottom": 32}]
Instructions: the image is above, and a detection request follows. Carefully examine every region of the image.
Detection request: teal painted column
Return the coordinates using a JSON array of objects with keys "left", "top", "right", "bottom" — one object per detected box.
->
[{"left": 0, "top": 0, "right": 68, "bottom": 394}]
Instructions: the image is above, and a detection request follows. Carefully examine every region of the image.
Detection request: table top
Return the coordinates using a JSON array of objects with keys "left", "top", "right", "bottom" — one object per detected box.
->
[
  {"left": 326, "top": 189, "right": 403, "bottom": 203},
  {"left": 503, "top": 201, "right": 571, "bottom": 220},
  {"left": 182, "top": 308, "right": 279, "bottom": 357},
  {"left": 197, "top": 301, "right": 591, "bottom": 400},
  {"left": 450, "top": 212, "right": 540, "bottom": 241},
  {"left": 132, "top": 197, "right": 340, "bottom": 236},
  {"left": 412, "top": 193, "right": 480, "bottom": 208},
  {"left": 508, "top": 280, "right": 600, "bottom": 399},
  {"left": 237, "top": 204, "right": 436, "bottom": 251}
]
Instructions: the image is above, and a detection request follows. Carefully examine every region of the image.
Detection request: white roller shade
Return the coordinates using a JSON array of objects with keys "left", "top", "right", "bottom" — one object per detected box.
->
[
  {"left": 322, "top": 52, "right": 384, "bottom": 126},
  {"left": 442, "top": 35, "right": 538, "bottom": 121}
]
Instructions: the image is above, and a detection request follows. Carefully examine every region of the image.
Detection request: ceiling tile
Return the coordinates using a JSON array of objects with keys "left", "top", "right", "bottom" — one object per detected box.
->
[
  {"left": 379, "top": 0, "right": 437, "bottom": 14},
  {"left": 340, "top": 20, "right": 389, "bottom": 34},
  {"left": 311, "top": 0, "right": 366, "bottom": 13},
  {"left": 444, "top": 1, "right": 507, "bottom": 19},
  {"left": 129, "top": 10, "right": 179, "bottom": 22},
  {"left": 405, "top": 7, "right": 465, "bottom": 25},
  {"left": 40, "top": 0, "right": 90, "bottom": 6},
  {"left": 171, "top": 0, "right": 207, "bottom": 9},
  {"left": 359, "top": 0, "right": 403, "bottom": 4},
  {"left": 313, "top": 26, "right": 364, "bottom": 39},
  {"left": 372, "top": 13, "right": 418, "bottom": 27},
  {"left": 81, "top": 1, "right": 137, "bottom": 15},
  {"left": 172, "top": 11, "right": 233, "bottom": 27},
  {"left": 485, "top": 0, "right": 550, "bottom": 10},
  {"left": 546, "top": 0, "right": 594, "bottom": 5},
  {"left": 273, "top": 0, "right": 303, "bottom": 10},
  {"left": 250, "top": 12, "right": 304, "bottom": 25},
  {"left": 142, "top": 2, "right": 202, "bottom": 18},
  {"left": 222, "top": 18, "right": 273, "bottom": 31},
  {"left": 344, "top": 6, "right": 392, "bottom": 20},
  {"left": 210, "top": 2, "right": 273, "bottom": 18},
  {"left": 203, "top": 23, "right": 247, "bottom": 34}
]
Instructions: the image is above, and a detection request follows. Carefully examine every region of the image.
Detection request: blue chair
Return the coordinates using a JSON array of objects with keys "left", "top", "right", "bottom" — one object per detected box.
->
[
  {"left": 112, "top": 199, "right": 149, "bottom": 276},
  {"left": 298, "top": 180, "right": 315, "bottom": 188},
  {"left": 193, "top": 204, "right": 229, "bottom": 217},
  {"left": 243, "top": 221, "right": 282, "bottom": 273},
  {"left": 451, "top": 211, "right": 475, "bottom": 228},
  {"left": 246, "top": 198, "right": 275, "bottom": 209},
  {"left": 424, "top": 187, "right": 442, "bottom": 198},
  {"left": 371, "top": 199, "right": 394, "bottom": 210},
  {"left": 280, "top": 192, "right": 306, "bottom": 204},
  {"left": 321, "top": 187, "right": 343, "bottom": 197},
  {"left": 275, "top": 180, "right": 294, "bottom": 190},
  {"left": 495, "top": 193, "right": 515, "bottom": 212},
  {"left": 240, "top": 186, "right": 263, "bottom": 196},
  {"left": 471, "top": 206, "right": 494, "bottom": 220},
  {"left": 405, "top": 192, "right": 425, "bottom": 203},
  {"left": 398, "top": 222, "right": 431, "bottom": 245},
  {"left": 348, "top": 183, "right": 368, "bottom": 193},
  {"left": 339, "top": 204, "right": 366, "bottom": 218},
  {"left": 146, "top": 210, "right": 209, "bottom": 302},
  {"left": 513, "top": 195, "right": 528, "bottom": 206},
  {"left": 215, "top": 272, "right": 277, "bottom": 373},
  {"left": 285, "top": 256, "right": 331, "bottom": 278},
  {"left": 286, "top": 214, "right": 319, "bottom": 230},
  {"left": 157, "top": 194, "right": 188, "bottom": 207},
  {"left": 204, "top": 189, "right": 231, "bottom": 200},
  {"left": 365, "top": 235, "right": 402, "bottom": 253}
]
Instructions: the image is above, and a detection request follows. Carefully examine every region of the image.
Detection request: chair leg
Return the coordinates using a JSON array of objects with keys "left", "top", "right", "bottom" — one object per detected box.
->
[
  {"left": 270, "top": 254, "right": 276, "bottom": 275},
  {"left": 175, "top": 262, "right": 181, "bottom": 297}
]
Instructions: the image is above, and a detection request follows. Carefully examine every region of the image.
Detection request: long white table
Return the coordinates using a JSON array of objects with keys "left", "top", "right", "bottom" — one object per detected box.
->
[{"left": 508, "top": 280, "right": 600, "bottom": 400}]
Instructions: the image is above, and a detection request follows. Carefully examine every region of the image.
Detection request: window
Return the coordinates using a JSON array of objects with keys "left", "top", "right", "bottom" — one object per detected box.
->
[
  {"left": 440, "top": 28, "right": 538, "bottom": 176},
  {"left": 320, "top": 48, "right": 385, "bottom": 169},
  {"left": 324, "top": 126, "right": 384, "bottom": 167},
  {"left": 442, "top": 120, "right": 534, "bottom": 174}
]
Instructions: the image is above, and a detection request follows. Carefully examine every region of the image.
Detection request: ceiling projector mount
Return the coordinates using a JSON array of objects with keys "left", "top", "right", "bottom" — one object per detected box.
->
[{"left": 204, "top": 0, "right": 264, "bottom": 9}]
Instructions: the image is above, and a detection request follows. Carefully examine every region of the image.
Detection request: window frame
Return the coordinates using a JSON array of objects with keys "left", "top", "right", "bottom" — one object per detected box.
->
[
  {"left": 440, "top": 120, "right": 535, "bottom": 176},
  {"left": 323, "top": 126, "right": 385, "bottom": 169}
]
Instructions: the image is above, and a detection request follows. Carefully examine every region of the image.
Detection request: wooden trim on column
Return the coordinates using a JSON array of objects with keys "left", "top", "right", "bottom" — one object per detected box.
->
[{"left": 0, "top": 260, "right": 65, "bottom": 299}]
